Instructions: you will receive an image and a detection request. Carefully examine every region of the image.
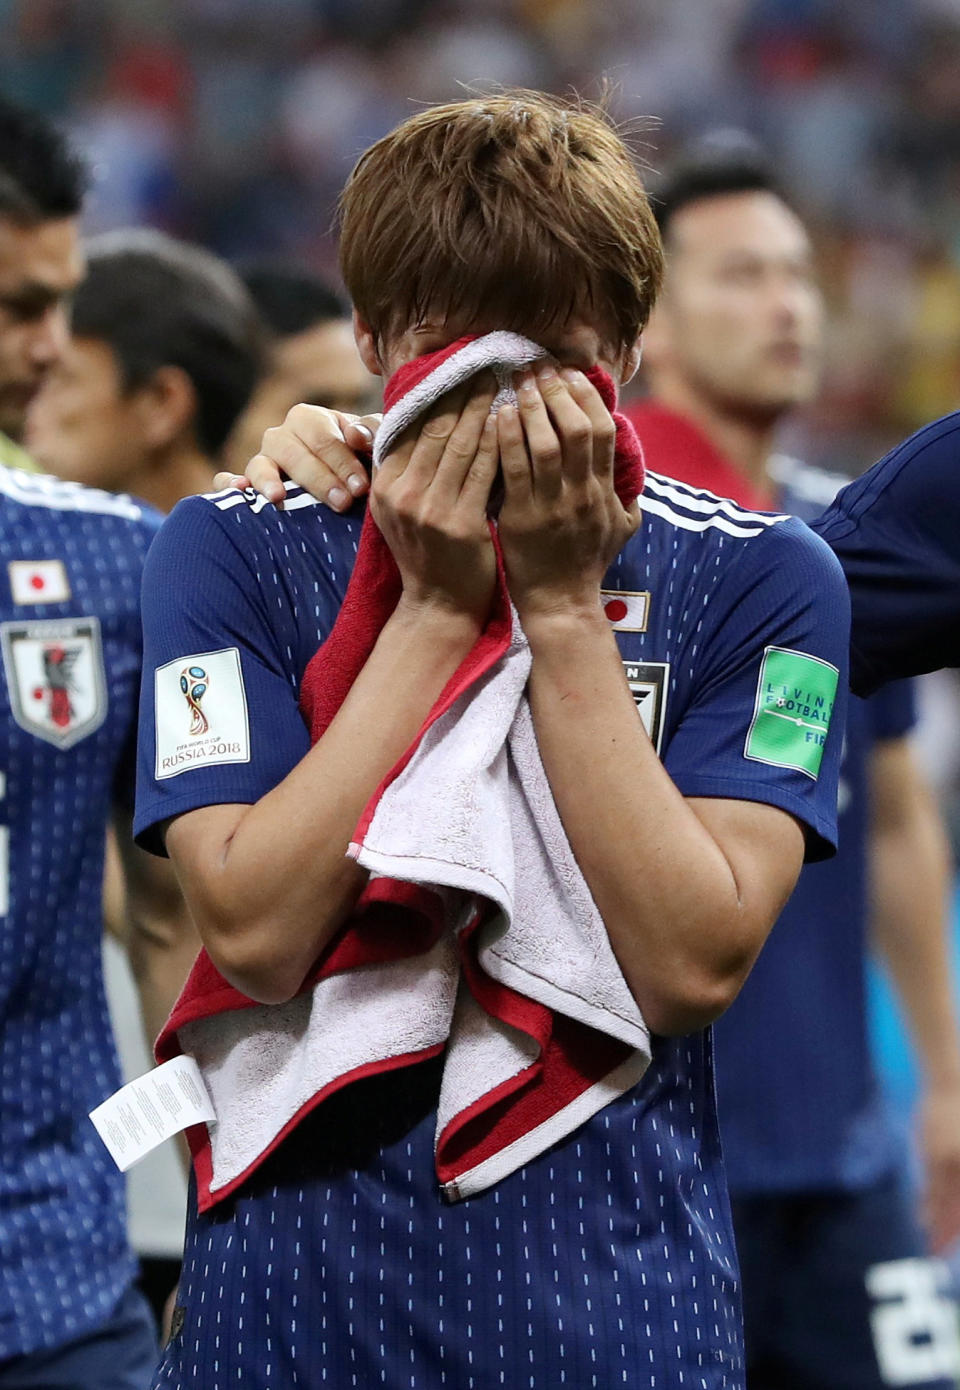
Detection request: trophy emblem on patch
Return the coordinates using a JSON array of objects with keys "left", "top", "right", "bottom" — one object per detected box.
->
[{"left": 180, "top": 665, "right": 209, "bottom": 736}]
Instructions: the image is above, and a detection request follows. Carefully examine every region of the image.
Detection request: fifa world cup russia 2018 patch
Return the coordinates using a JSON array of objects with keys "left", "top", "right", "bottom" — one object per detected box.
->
[
  {"left": 745, "top": 645, "right": 839, "bottom": 779},
  {"left": 154, "top": 647, "right": 250, "bottom": 779}
]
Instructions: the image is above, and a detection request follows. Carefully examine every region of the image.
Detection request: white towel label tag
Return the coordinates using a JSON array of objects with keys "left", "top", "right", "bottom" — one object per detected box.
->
[{"left": 90, "top": 1055, "right": 216, "bottom": 1172}]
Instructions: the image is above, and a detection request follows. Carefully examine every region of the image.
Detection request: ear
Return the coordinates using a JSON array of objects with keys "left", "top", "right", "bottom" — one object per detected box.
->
[
  {"left": 638, "top": 300, "right": 673, "bottom": 375},
  {"left": 353, "top": 310, "right": 383, "bottom": 377},
  {"left": 620, "top": 337, "right": 644, "bottom": 387},
  {"left": 135, "top": 366, "right": 198, "bottom": 452}
]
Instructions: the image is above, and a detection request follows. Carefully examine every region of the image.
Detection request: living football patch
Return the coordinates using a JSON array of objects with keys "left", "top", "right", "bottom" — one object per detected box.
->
[{"left": 745, "top": 645, "right": 838, "bottom": 779}]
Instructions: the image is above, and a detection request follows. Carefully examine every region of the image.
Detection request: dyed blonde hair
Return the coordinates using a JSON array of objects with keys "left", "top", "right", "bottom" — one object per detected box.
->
[{"left": 339, "top": 91, "right": 663, "bottom": 357}]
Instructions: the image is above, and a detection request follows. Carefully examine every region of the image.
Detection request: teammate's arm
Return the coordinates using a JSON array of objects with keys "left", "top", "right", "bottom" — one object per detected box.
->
[
  {"left": 870, "top": 735, "right": 960, "bottom": 1250},
  {"left": 212, "top": 403, "right": 376, "bottom": 511}
]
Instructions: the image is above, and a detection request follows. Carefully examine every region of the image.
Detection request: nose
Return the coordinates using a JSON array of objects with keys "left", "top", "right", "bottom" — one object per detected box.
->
[{"left": 27, "top": 303, "right": 70, "bottom": 371}]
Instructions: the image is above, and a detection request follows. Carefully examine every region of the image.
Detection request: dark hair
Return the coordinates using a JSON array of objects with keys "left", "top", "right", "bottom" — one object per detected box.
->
[
  {"left": 0, "top": 92, "right": 87, "bottom": 223},
  {"left": 239, "top": 262, "right": 348, "bottom": 338},
  {"left": 73, "top": 230, "right": 265, "bottom": 456},
  {"left": 654, "top": 134, "right": 786, "bottom": 240},
  {"left": 340, "top": 91, "right": 662, "bottom": 356}
]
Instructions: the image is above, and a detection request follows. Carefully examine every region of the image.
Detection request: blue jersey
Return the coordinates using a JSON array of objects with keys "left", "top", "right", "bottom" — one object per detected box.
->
[
  {"left": 135, "top": 472, "right": 848, "bottom": 1389},
  {"left": 715, "top": 458, "right": 916, "bottom": 1195},
  {"left": 812, "top": 412, "right": 960, "bottom": 695},
  {"left": 0, "top": 468, "right": 161, "bottom": 1360}
]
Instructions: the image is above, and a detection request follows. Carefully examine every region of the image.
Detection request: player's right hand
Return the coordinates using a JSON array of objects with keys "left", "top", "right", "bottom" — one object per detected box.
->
[
  {"left": 373, "top": 376, "right": 499, "bottom": 627},
  {"left": 211, "top": 404, "right": 377, "bottom": 510}
]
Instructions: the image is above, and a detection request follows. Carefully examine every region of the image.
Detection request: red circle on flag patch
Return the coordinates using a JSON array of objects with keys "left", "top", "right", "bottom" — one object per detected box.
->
[
  {"left": 604, "top": 598, "right": 628, "bottom": 623},
  {"left": 30, "top": 575, "right": 45, "bottom": 590},
  {"left": 32, "top": 687, "right": 43, "bottom": 701}
]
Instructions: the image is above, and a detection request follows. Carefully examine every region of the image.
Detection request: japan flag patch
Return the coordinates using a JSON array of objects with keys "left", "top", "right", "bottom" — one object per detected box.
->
[
  {"left": 8, "top": 559, "right": 70, "bottom": 605},
  {"left": 601, "top": 589, "right": 650, "bottom": 632}
]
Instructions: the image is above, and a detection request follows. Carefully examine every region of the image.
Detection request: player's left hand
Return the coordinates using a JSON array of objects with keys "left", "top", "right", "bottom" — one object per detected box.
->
[
  {"left": 496, "top": 362, "right": 638, "bottom": 621},
  {"left": 919, "top": 1082, "right": 960, "bottom": 1251}
]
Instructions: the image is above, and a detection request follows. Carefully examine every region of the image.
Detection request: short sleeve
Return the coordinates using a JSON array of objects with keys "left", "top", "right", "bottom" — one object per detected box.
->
[
  {"left": 664, "top": 519, "right": 850, "bottom": 862},
  {"left": 134, "top": 498, "right": 311, "bottom": 854},
  {"left": 813, "top": 413, "right": 960, "bottom": 695}
]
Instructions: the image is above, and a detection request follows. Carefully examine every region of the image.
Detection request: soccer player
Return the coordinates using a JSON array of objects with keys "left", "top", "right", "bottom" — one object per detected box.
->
[
  {"left": 27, "top": 228, "right": 263, "bottom": 516},
  {"left": 25, "top": 229, "right": 267, "bottom": 1322},
  {"left": 0, "top": 97, "right": 162, "bottom": 1387},
  {"left": 136, "top": 92, "right": 850, "bottom": 1387},
  {"left": 234, "top": 142, "right": 960, "bottom": 1389},
  {"left": 630, "top": 145, "right": 960, "bottom": 1389},
  {"left": 222, "top": 262, "right": 379, "bottom": 476},
  {"left": 813, "top": 420, "right": 960, "bottom": 693}
]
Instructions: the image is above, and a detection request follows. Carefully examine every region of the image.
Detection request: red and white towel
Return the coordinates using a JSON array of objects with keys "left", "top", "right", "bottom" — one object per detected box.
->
[{"left": 157, "top": 332, "right": 651, "bottom": 1211}]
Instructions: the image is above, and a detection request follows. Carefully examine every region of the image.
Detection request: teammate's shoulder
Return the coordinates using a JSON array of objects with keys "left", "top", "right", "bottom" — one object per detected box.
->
[
  {"left": 641, "top": 469, "right": 790, "bottom": 541},
  {"left": 195, "top": 478, "right": 338, "bottom": 525},
  {"left": 0, "top": 464, "right": 161, "bottom": 533},
  {"left": 821, "top": 410, "right": 960, "bottom": 528}
]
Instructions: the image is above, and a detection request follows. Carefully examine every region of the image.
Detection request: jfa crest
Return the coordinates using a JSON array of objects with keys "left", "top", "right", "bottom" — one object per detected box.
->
[
  {"left": 1, "top": 616, "right": 107, "bottom": 749},
  {"left": 622, "top": 660, "right": 669, "bottom": 755}
]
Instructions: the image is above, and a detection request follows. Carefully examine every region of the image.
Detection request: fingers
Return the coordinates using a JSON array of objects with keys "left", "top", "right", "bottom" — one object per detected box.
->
[
  {"left": 259, "top": 404, "right": 371, "bottom": 511},
  {"left": 558, "top": 368, "right": 616, "bottom": 485},
  {"left": 514, "top": 366, "right": 564, "bottom": 500},
  {"left": 382, "top": 375, "right": 497, "bottom": 507},
  {"left": 456, "top": 410, "right": 499, "bottom": 513},
  {"left": 381, "top": 383, "right": 472, "bottom": 490},
  {"left": 211, "top": 470, "right": 249, "bottom": 493},
  {"left": 496, "top": 403, "right": 532, "bottom": 505},
  {"left": 512, "top": 362, "right": 616, "bottom": 495}
]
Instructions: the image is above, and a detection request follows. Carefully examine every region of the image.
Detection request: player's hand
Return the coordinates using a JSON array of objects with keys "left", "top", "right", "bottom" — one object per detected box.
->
[
  {"left": 211, "top": 404, "right": 377, "bottom": 510},
  {"left": 497, "top": 362, "right": 638, "bottom": 621},
  {"left": 919, "top": 1081, "right": 960, "bottom": 1251},
  {"left": 373, "top": 375, "right": 499, "bottom": 626}
]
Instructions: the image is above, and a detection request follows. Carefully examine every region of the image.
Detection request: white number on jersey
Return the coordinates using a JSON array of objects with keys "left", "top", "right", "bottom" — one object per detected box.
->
[{"left": 867, "top": 1257, "right": 960, "bottom": 1385}]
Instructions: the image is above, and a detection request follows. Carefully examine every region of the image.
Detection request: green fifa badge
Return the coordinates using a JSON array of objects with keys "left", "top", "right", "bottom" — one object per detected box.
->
[{"left": 745, "top": 645, "right": 839, "bottom": 779}]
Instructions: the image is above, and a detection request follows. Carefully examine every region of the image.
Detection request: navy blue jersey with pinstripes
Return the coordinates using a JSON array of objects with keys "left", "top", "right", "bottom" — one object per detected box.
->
[
  {"left": 714, "top": 458, "right": 916, "bottom": 1195},
  {"left": 0, "top": 468, "right": 161, "bottom": 1361},
  {"left": 135, "top": 471, "right": 849, "bottom": 1390},
  {"left": 812, "top": 411, "right": 960, "bottom": 695}
]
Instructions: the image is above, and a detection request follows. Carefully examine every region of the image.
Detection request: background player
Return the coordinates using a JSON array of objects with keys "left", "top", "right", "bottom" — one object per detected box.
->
[
  {"left": 0, "top": 94, "right": 165, "bottom": 1389},
  {"left": 25, "top": 227, "right": 268, "bottom": 1323},
  {"left": 814, "top": 419, "right": 960, "bottom": 694},
  {"left": 27, "top": 228, "right": 262, "bottom": 515},
  {"left": 222, "top": 261, "right": 378, "bottom": 476},
  {"left": 630, "top": 144, "right": 960, "bottom": 1389},
  {"left": 136, "top": 91, "right": 850, "bottom": 1388}
]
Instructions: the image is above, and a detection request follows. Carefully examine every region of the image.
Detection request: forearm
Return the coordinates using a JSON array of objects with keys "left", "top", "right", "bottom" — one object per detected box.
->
[
  {"left": 524, "top": 609, "right": 800, "bottom": 1034},
  {"left": 169, "top": 601, "right": 480, "bottom": 1003}
]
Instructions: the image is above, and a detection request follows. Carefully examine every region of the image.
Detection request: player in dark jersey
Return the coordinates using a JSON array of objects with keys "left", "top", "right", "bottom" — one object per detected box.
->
[
  {"left": 138, "top": 93, "right": 850, "bottom": 1389},
  {"left": 0, "top": 96, "right": 161, "bottom": 1389},
  {"left": 626, "top": 147, "right": 960, "bottom": 1390},
  {"left": 812, "top": 417, "right": 960, "bottom": 694},
  {"left": 23, "top": 227, "right": 268, "bottom": 1327}
]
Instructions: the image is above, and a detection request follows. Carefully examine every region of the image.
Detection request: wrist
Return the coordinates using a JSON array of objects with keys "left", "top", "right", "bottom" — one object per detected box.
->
[
  {"left": 392, "top": 592, "right": 484, "bottom": 642},
  {"left": 519, "top": 597, "right": 610, "bottom": 645}
]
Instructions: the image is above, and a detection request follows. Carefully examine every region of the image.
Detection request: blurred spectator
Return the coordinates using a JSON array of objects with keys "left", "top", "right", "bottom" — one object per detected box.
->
[{"left": 224, "top": 261, "right": 378, "bottom": 473}]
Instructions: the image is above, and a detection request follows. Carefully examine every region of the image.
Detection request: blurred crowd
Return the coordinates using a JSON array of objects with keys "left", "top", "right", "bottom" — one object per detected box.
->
[{"left": 4, "top": 0, "right": 960, "bottom": 473}]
